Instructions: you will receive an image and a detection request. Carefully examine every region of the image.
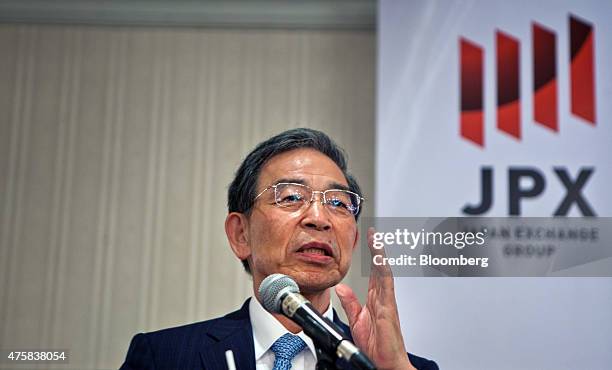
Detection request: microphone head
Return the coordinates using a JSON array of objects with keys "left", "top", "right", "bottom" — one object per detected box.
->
[{"left": 259, "top": 273, "right": 300, "bottom": 314}]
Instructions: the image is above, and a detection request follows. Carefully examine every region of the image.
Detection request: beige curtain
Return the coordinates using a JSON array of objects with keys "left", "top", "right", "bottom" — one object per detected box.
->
[{"left": 0, "top": 24, "right": 374, "bottom": 369}]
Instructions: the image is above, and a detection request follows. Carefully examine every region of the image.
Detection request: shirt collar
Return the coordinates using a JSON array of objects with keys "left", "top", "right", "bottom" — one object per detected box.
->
[{"left": 249, "top": 295, "right": 334, "bottom": 361}]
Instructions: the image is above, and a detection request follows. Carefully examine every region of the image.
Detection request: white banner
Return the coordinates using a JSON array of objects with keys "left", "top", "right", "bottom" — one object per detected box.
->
[{"left": 378, "top": 0, "right": 612, "bottom": 369}]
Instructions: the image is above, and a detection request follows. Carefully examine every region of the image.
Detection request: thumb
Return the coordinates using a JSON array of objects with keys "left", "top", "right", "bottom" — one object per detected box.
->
[{"left": 335, "top": 283, "right": 362, "bottom": 328}]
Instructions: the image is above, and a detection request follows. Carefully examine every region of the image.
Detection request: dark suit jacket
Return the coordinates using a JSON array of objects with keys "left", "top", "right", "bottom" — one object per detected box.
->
[{"left": 120, "top": 299, "right": 438, "bottom": 370}]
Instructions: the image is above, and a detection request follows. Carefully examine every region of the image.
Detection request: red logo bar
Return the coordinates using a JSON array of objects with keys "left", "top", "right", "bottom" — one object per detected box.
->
[
  {"left": 570, "top": 15, "right": 596, "bottom": 124},
  {"left": 533, "top": 23, "right": 558, "bottom": 131},
  {"left": 459, "top": 14, "right": 596, "bottom": 148},
  {"left": 496, "top": 31, "right": 521, "bottom": 139},
  {"left": 460, "top": 38, "right": 485, "bottom": 147}
]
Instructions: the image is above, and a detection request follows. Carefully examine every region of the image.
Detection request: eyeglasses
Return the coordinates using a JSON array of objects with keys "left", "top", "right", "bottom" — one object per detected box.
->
[{"left": 254, "top": 182, "right": 364, "bottom": 217}]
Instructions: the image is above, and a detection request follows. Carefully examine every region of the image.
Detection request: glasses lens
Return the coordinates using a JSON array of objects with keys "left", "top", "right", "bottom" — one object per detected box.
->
[
  {"left": 275, "top": 183, "right": 310, "bottom": 209},
  {"left": 326, "top": 190, "right": 360, "bottom": 216}
]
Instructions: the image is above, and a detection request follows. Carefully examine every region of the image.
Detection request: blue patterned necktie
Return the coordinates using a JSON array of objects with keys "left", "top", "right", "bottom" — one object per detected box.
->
[{"left": 270, "top": 333, "right": 307, "bottom": 370}]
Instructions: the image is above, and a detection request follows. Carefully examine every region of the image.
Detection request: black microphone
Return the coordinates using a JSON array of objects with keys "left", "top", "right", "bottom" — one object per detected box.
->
[{"left": 258, "top": 273, "right": 376, "bottom": 370}]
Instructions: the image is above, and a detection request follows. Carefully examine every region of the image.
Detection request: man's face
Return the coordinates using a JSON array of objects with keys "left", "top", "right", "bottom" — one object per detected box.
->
[{"left": 245, "top": 148, "right": 359, "bottom": 294}]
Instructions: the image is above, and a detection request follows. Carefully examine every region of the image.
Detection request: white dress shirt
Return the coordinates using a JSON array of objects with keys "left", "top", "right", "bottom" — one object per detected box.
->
[{"left": 249, "top": 296, "right": 334, "bottom": 370}]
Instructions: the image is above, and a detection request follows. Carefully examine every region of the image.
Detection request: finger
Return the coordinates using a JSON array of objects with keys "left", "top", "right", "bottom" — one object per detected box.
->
[
  {"left": 335, "top": 283, "right": 362, "bottom": 328},
  {"left": 367, "top": 227, "right": 397, "bottom": 305},
  {"left": 367, "top": 227, "right": 394, "bottom": 279}
]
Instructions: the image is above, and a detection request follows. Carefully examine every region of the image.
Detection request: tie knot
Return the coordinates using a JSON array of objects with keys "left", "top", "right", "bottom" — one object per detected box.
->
[{"left": 270, "top": 333, "right": 307, "bottom": 362}]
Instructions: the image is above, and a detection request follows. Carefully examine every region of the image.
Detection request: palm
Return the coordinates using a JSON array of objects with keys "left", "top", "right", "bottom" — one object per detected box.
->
[{"left": 335, "top": 228, "right": 413, "bottom": 370}]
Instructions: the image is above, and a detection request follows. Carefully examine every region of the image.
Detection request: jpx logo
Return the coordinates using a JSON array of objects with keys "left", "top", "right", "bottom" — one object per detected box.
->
[
  {"left": 459, "top": 14, "right": 596, "bottom": 147},
  {"left": 459, "top": 15, "right": 598, "bottom": 216}
]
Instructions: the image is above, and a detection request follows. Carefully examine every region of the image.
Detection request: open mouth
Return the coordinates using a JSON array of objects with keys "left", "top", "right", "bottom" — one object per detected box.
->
[{"left": 296, "top": 242, "right": 333, "bottom": 258}]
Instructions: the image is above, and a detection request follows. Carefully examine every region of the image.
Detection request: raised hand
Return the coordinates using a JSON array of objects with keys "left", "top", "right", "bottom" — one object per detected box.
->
[{"left": 335, "top": 227, "right": 415, "bottom": 370}]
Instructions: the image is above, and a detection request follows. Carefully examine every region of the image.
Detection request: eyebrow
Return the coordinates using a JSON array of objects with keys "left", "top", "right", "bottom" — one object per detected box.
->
[{"left": 273, "top": 178, "right": 351, "bottom": 192}]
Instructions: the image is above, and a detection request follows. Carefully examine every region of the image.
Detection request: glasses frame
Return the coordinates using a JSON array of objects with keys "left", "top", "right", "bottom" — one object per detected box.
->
[{"left": 253, "top": 182, "right": 365, "bottom": 216}]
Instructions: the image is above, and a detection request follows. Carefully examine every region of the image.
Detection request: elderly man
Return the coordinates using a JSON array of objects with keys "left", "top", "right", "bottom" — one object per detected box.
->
[{"left": 121, "top": 128, "right": 437, "bottom": 370}]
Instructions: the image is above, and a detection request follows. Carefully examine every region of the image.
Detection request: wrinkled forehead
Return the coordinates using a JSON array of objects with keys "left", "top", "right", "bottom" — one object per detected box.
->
[{"left": 257, "top": 148, "right": 349, "bottom": 191}]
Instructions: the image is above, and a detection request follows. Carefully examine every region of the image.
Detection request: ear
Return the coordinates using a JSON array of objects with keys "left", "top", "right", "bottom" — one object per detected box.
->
[{"left": 225, "top": 212, "right": 252, "bottom": 262}]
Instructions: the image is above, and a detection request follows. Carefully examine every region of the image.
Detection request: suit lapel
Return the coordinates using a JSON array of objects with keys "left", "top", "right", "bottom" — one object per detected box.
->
[
  {"left": 332, "top": 309, "right": 353, "bottom": 340},
  {"left": 197, "top": 301, "right": 354, "bottom": 369},
  {"left": 199, "top": 299, "right": 256, "bottom": 370}
]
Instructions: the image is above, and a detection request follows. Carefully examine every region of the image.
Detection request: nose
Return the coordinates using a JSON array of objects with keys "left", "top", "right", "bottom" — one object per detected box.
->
[{"left": 300, "top": 191, "right": 332, "bottom": 231}]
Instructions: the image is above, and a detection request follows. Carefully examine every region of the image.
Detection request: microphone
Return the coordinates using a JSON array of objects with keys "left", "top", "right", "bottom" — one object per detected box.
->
[{"left": 258, "top": 273, "right": 376, "bottom": 370}]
